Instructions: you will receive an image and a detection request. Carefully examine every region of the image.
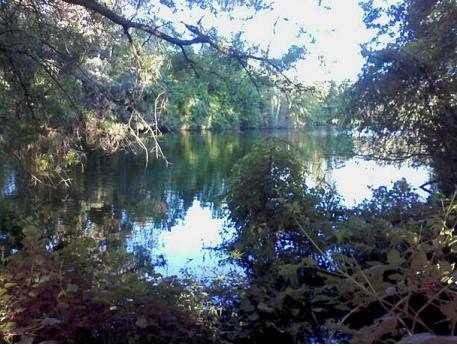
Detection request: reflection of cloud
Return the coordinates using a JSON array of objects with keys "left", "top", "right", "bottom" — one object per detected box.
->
[
  {"left": 126, "top": 199, "right": 226, "bottom": 277},
  {"left": 160, "top": 200, "right": 223, "bottom": 254}
]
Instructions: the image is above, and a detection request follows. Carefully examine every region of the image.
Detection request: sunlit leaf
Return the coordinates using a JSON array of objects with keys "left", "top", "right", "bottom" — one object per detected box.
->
[
  {"left": 0, "top": 322, "right": 16, "bottom": 332},
  {"left": 387, "top": 250, "right": 403, "bottom": 266}
]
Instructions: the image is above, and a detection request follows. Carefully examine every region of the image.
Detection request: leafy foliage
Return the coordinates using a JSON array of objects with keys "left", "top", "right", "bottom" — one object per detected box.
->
[
  {"left": 222, "top": 143, "right": 457, "bottom": 343},
  {"left": 352, "top": 0, "right": 457, "bottom": 192},
  {"left": 162, "top": 48, "right": 269, "bottom": 130},
  {"left": 319, "top": 192, "right": 457, "bottom": 343},
  {"left": 222, "top": 140, "right": 337, "bottom": 342},
  {"left": 0, "top": 0, "right": 168, "bottom": 183},
  {"left": 0, "top": 225, "right": 223, "bottom": 343},
  {"left": 288, "top": 81, "right": 352, "bottom": 127},
  {"left": 0, "top": 0, "right": 351, "bottom": 187},
  {"left": 226, "top": 139, "right": 325, "bottom": 270}
]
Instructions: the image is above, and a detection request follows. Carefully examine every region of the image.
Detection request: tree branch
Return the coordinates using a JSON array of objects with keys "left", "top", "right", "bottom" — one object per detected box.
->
[
  {"left": 180, "top": 46, "right": 200, "bottom": 78},
  {"left": 60, "top": 0, "right": 299, "bottom": 87},
  {"left": 61, "top": 0, "right": 214, "bottom": 47}
]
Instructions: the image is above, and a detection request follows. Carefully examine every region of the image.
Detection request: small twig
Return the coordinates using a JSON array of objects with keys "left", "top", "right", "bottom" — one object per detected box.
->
[{"left": 412, "top": 283, "right": 451, "bottom": 332}]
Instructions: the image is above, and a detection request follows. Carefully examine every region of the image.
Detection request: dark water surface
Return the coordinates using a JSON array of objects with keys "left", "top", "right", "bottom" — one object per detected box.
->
[{"left": 0, "top": 129, "right": 430, "bottom": 275}]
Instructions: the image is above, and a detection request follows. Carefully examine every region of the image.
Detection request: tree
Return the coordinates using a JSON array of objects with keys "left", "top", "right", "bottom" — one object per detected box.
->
[
  {"left": 352, "top": 0, "right": 457, "bottom": 192},
  {"left": 162, "top": 47, "right": 276, "bottom": 130},
  {"left": 226, "top": 140, "right": 323, "bottom": 269},
  {"left": 0, "top": 0, "right": 169, "bottom": 184},
  {"left": 0, "top": 0, "right": 307, "bottom": 184}
]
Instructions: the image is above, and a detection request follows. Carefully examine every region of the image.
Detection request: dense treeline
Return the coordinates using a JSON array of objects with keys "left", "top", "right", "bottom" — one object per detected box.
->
[
  {"left": 0, "top": 0, "right": 350, "bottom": 186},
  {"left": 162, "top": 48, "right": 351, "bottom": 130}
]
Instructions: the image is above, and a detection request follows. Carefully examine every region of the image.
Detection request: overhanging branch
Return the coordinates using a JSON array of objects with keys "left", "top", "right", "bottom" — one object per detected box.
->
[
  {"left": 61, "top": 0, "right": 214, "bottom": 47},
  {"left": 60, "top": 0, "right": 301, "bottom": 88}
]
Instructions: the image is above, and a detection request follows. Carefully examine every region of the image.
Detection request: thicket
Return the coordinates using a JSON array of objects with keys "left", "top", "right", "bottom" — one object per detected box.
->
[{"left": 221, "top": 141, "right": 457, "bottom": 343}]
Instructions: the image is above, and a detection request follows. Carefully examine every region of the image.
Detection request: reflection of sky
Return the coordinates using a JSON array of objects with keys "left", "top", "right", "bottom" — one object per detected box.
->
[
  {"left": 1, "top": 170, "right": 16, "bottom": 197},
  {"left": 330, "top": 159, "right": 430, "bottom": 206},
  {"left": 158, "top": 200, "right": 223, "bottom": 276},
  {"left": 125, "top": 159, "right": 430, "bottom": 276},
  {"left": 126, "top": 199, "right": 237, "bottom": 277}
]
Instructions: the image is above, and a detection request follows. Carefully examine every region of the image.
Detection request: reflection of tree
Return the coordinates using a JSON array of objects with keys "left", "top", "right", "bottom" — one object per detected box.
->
[
  {"left": 262, "top": 129, "right": 354, "bottom": 184},
  {"left": 0, "top": 130, "right": 354, "bottom": 259}
]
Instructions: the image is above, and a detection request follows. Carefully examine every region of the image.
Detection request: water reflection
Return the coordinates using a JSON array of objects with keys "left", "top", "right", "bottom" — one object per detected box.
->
[
  {"left": 0, "top": 170, "right": 16, "bottom": 197},
  {"left": 328, "top": 158, "right": 430, "bottom": 206},
  {"left": 0, "top": 130, "right": 430, "bottom": 275}
]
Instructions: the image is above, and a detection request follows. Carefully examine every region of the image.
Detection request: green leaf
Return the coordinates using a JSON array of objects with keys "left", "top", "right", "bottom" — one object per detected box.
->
[
  {"left": 0, "top": 322, "right": 16, "bottom": 332},
  {"left": 57, "top": 301, "right": 70, "bottom": 310},
  {"left": 437, "top": 261, "right": 454, "bottom": 276},
  {"left": 355, "top": 314, "right": 397, "bottom": 343},
  {"left": 411, "top": 251, "right": 428, "bottom": 272},
  {"left": 313, "top": 294, "right": 331, "bottom": 303},
  {"left": 278, "top": 264, "right": 299, "bottom": 285},
  {"left": 22, "top": 225, "right": 41, "bottom": 239},
  {"left": 301, "top": 257, "right": 317, "bottom": 266},
  {"left": 365, "top": 265, "right": 388, "bottom": 286},
  {"left": 41, "top": 318, "right": 61, "bottom": 326},
  {"left": 332, "top": 303, "right": 350, "bottom": 311},
  {"left": 335, "top": 230, "right": 346, "bottom": 243},
  {"left": 386, "top": 273, "right": 403, "bottom": 281},
  {"left": 67, "top": 283, "right": 78, "bottom": 293},
  {"left": 37, "top": 341, "right": 59, "bottom": 344},
  {"left": 28, "top": 290, "right": 39, "bottom": 298},
  {"left": 387, "top": 250, "right": 403, "bottom": 266},
  {"left": 4, "top": 282, "right": 17, "bottom": 289},
  {"left": 240, "top": 300, "right": 255, "bottom": 312},
  {"left": 257, "top": 302, "right": 274, "bottom": 313},
  {"left": 440, "top": 302, "right": 457, "bottom": 322},
  {"left": 18, "top": 335, "right": 34, "bottom": 344},
  {"left": 247, "top": 313, "right": 259, "bottom": 321}
]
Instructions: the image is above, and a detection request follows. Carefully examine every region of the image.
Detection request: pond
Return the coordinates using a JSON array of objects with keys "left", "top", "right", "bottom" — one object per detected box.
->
[{"left": 0, "top": 129, "right": 430, "bottom": 276}]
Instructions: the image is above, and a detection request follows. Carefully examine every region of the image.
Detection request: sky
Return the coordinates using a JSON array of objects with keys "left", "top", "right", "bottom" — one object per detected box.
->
[
  {"left": 228, "top": 0, "right": 374, "bottom": 83},
  {"left": 158, "top": 0, "right": 375, "bottom": 84}
]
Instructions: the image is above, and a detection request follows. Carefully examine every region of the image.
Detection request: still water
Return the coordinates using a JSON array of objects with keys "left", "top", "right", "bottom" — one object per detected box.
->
[{"left": 0, "top": 129, "right": 430, "bottom": 276}]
